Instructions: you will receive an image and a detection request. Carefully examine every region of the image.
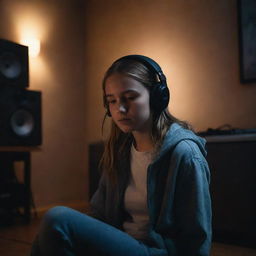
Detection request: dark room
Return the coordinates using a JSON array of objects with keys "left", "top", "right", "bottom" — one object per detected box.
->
[{"left": 0, "top": 0, "right": 256, "bottom": 255}]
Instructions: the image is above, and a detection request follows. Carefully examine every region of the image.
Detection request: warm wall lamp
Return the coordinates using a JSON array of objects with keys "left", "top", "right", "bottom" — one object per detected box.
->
[{"left": 21, "top": 37, "right": 40, "bottom": 57}]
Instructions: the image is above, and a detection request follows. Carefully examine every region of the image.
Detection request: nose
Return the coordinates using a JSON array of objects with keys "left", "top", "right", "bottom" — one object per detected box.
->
[
  {"left": 117, "top": 100, "right": 128, "bottom": 113},
  {"left": 118, "top": 102, "right": 127, "bottom": 113}
]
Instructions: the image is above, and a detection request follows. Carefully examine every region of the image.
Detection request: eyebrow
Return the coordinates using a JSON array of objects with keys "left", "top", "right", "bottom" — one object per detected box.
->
[{"left": 105, "top": 89, "right": 139, "bottom": 98}]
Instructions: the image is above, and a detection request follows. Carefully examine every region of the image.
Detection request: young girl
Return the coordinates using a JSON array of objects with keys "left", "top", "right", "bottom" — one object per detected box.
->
[{"left": 31, "top": 55, "right": 212, "bottom": 256}]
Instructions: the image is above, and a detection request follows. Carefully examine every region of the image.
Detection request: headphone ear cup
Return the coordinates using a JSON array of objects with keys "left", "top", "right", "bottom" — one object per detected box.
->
[{"left": 150, "top": 82, "right": 170, "bottom": 114}]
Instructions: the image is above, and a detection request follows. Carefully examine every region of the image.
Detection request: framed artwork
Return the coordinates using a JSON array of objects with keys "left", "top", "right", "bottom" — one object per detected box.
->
[{"left": 238, "top": 0, "right": 256, "bottom": 83}]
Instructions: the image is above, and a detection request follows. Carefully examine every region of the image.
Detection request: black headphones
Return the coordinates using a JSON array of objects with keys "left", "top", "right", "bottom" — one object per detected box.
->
[{"left": 104, "top": 54, "right": 170, "bottom": 117}]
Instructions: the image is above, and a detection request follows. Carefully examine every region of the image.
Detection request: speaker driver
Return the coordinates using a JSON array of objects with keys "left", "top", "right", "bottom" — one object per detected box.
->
[
  {"left": 0, "top": 39, "right": 29, "bottom": 88},
  {"left": 0, "top": 87, "right": 41, "bottom": 146},
  {"left": 10, "top": 109, "right": 34, "bottom": 137},
  {"left": 0, "top": 52, "right": 22, "bottom": 79}
]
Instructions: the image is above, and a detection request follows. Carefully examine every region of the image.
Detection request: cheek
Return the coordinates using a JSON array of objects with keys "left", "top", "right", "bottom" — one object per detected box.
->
[
  {"left": 134, "top": 100, "right": 151, "bottom": 118},
  {"left": 141, "top": 107, "right": 151, "bottom": 120}
]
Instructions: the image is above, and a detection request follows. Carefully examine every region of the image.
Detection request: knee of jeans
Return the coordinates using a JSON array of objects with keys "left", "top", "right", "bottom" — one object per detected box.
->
[{"left": 41, "top": 206, "right": 71, "bottom": 232}]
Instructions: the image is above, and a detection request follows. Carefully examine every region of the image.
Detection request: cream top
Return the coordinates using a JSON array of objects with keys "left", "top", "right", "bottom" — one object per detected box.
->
[{"left": 123, "top": 144, "right": 154, "bottom": 241}]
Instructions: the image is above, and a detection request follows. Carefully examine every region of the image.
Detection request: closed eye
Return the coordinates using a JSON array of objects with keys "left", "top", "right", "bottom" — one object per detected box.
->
[
  {"left": 127, "top": 96, "right": 136, "bottom": 100},
  {"left": 105, "top": 91, "right": 139, "bottom": 105},
  {"left": 124, "top": 93, "right": 139, "bottom": 101},
  {"left": 107, "top": 99, "right": 116, "bottom": 104}
]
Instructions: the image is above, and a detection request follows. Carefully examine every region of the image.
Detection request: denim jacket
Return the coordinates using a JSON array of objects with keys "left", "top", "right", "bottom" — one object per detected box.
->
[{"left": 90, "top": 123, "right": 212, "bottom": 256}]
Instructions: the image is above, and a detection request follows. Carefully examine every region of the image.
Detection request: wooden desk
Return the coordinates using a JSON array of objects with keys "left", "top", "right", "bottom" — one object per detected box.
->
[
  {"left": 204, "top": 134, "right": 256, "bottom": 248},
  {"left": 0, "top": 147, "right": 40, "bottom": 223}
]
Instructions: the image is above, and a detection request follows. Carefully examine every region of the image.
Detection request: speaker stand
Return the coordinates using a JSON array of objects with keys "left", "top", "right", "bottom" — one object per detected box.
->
[{"left": 0, "top": 147, "right": 40, "bottom": 224}]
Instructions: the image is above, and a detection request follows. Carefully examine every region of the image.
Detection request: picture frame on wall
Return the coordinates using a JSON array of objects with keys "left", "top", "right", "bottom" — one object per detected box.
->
[{"left": 238, "top": 0, "right": 256, "bottom": 83}]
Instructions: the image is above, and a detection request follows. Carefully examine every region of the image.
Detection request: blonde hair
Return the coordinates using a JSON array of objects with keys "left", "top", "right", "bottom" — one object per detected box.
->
[{"left": 101, "top": 58, "right": 191, "bottom": 183}]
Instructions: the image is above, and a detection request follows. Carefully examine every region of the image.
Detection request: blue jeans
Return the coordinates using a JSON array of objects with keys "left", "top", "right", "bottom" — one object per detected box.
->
[{"left": 30, "top": 206, "right": 167, "bottom": 256}]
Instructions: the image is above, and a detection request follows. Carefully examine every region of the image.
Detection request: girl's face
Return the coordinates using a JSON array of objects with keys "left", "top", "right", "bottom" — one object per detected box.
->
[{"left": 104, "top": 73, "right": 152, "bottom": 134}]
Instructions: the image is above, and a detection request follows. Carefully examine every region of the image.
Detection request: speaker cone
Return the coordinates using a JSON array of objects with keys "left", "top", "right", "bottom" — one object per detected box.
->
[
  {"left": 0, "top": 39, "right": 29, "bottom": 88},
  {"left": 10, "top": 109, "right": 34, "bottom": 137},
  {"left": 0, "top": 52, "right": 22, "bottom": 79}
]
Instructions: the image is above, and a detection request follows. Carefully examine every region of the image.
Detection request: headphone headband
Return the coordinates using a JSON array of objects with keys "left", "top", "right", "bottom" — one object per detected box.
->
[{"left": 114, "top": 54, "right": 167, "bottom": 85}]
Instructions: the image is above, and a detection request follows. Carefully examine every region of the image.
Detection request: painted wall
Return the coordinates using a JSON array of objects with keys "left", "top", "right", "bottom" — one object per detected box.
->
[{"left": 0, "top": 0, "right": 87, "bottom": 208}]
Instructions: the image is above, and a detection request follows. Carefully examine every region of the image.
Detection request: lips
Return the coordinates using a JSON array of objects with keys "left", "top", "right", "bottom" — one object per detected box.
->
[
  {"left": 118, "top": 118, "right": 131, "bottom": 123},
  {"left": 118, "top": 118, "right": 130, "bottom": 121}
]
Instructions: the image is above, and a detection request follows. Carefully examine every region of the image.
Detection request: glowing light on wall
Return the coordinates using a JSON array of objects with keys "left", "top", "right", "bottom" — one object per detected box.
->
[
  {"left": 5, "top": 2, "right": 52, "bottom": 90},
  {"left": 13, "top": 6, "right": 45, "bottom": 58},
  {"left": 21, "top": 36, "right": 40, "bottom": 57}
]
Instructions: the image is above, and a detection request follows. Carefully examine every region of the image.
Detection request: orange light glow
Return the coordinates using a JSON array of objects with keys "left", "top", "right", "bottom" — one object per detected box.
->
[{"left": 21, "top": 36, "right": 40, "bottom": 57}]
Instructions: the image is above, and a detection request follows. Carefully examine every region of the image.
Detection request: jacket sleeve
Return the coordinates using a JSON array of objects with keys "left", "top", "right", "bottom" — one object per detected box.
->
[
  {"left": 174, "top": 154, "right": 212, "bottom": 256},
  {"left": 88, "top": 174, "right": 107, "bottom": 222}
]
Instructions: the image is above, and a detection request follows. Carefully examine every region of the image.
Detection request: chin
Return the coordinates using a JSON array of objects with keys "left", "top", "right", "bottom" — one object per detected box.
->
[
  {"left": 120, "top": 128, "right": 133, "bottom": 133},
  {"left": 117, "top": 125, "right": 133, "bottom": 133}
]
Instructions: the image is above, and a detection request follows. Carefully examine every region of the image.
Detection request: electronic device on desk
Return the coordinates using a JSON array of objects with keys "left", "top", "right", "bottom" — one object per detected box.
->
[
  {"left": 198, "top": 124, "right": 256, "bottom": 143},
  {"left": 198, "top": 124, "right": 256, "bottom": 248}
]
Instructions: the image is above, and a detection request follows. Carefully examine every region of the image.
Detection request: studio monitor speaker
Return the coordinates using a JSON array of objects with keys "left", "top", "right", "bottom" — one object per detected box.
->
[
  {"left": 0, "top": 39, "right": 29, "bottom": 89},
  {"left": 0, "top": 88, "right": 42, "bottom": 146}
]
